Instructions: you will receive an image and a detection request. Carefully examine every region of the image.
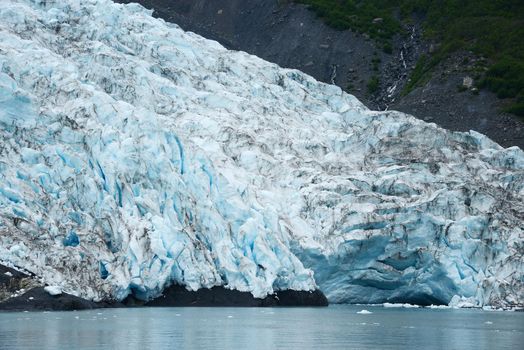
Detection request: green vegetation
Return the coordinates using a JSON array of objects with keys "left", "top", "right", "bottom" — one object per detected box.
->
[
  {"left": 479, "top": 57, "right": 524, "bottom": 116},
  {"left": 367, "top": 75, "right": 380, "bottom": 94},
  {"left": 294, "top": 0, "right": 402, "bottom": 44},
  {"left": 382, "top": 42, "right": 393, "bottom": 54},
  {"left": 294, "top": 0, "right": 524, "bottom": 117},
  {"left": 371, "top": 56, "right": 381, "bottom": 71}
]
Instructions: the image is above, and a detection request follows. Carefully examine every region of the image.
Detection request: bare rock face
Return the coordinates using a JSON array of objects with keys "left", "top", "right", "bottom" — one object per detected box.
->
[
  {"left": 0, "top": 0, "right": 522, "bottom": 309},
  {"left": 142, "top": 285, "right": 328, "bottom": 307},
  {"left": 0, "top": 265, "right": 39, "bottom": 303},
  {"left": 0, "top": 287, "right": 114, "bottom": 312},
  {"left": 462, "top": 76, "right": 474, "bottom": 89}
]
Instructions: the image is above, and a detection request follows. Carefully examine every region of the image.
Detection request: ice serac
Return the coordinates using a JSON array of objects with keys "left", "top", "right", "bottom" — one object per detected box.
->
[{"left": 0, "top": 0, "right": 522, "bottom": 308}]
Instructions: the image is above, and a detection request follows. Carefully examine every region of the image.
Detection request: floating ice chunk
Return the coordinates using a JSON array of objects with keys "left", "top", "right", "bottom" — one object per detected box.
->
[
  {"left": 383, "top": 303, "right": 420, "bottom": 308},
  {"left": 4, "top": 272, "right": 13, "bottom": 277},
  {"left": 357, "top": 310, "right": 372, "bottom": 314},
  {"left": 428, "top": 305, "right": 451, "bottom": 309}
]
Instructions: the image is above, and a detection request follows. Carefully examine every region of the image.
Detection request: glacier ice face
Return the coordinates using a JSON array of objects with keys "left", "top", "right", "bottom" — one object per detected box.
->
[{"left": 0, "top": 0, "right": 522, "bottom": 307}]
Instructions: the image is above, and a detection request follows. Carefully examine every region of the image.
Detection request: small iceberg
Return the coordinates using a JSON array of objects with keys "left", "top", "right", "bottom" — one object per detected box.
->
[
  {"left": 357, "top": 310, "right": 372, "bottom": 314},
  {"left": 383, "top": 303, "right": 420, "bottom": 308}
]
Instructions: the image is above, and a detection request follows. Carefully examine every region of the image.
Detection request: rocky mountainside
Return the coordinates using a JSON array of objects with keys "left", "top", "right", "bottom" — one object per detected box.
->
[
  {"left": 116, "top": 0, "right": 524, "bottom": 149},
  {"left": 0, "top": 0, "right": 522, "bottom": 309}
]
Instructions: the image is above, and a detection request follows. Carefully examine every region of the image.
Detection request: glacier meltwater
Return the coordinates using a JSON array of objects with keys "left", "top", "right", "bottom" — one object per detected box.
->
[{"left": 0, "top": 0, "right": 522, "bottom": 308}]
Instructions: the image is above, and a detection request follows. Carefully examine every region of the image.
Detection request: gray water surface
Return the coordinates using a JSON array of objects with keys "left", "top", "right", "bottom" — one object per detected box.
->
[{"left": 0, "top": 305, "right": 522, "bottom": 349}]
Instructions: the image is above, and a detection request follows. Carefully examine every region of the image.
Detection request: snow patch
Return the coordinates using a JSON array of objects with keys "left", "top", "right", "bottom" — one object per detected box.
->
[{"left": 44, "top": 286, "right": 63, "bottom": 296}]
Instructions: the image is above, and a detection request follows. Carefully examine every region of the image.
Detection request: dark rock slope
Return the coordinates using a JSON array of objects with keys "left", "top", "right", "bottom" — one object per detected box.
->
[
  {"left": 0, "top": 264, "right": 38, "bottom": 303},
  {"left": 0, "top": 287, "right": 118, "bottom": 312},
  {"left": 141, "top": 285, "right": 328, "bottom": 307},
  {"left": 0, "top": 264, "right": 120, "bottom": 311},
  {"left": 115, "top": 0, "right": 523, "bottom": 148},
  {"left": 1, "top": 264, "right": 327, "bottom": 311}
]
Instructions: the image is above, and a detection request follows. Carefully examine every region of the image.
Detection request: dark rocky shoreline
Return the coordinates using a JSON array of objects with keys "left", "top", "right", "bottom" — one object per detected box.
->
[
  {"left": 0, "top": 264, "right": 327, "bottom": 312},
  {"left": 140, "top": 285, "right": 328, "bottom": 307},
  {"left": 0, "top": 287, "right": 122, "bottom": 312}
]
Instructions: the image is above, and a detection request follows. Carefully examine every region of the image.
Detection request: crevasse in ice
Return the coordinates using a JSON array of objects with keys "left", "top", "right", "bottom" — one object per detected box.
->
[{"left": 0, "top": 0, "right": 522, "bottom": 308}]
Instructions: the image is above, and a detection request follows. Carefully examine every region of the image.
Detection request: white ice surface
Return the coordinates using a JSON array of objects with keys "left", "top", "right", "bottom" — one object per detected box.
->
[{"left": 44, "top": 286, "right": 62, "bottom": 296}]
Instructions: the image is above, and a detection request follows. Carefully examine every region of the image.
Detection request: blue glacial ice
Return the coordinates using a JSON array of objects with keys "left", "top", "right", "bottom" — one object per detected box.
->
[{"left": 0, "top": 0, "right": 522, "bottom": 308}]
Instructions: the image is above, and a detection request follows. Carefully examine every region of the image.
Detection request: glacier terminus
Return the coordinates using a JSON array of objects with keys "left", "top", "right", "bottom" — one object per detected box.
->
[{"left": 0, "top": 0, "right": 522, "bottom": 309}]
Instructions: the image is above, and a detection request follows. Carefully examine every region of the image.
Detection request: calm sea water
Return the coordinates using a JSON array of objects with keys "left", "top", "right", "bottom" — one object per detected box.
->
[{"left": 0, "top": 305, "right": 522, "bottom": 349}]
